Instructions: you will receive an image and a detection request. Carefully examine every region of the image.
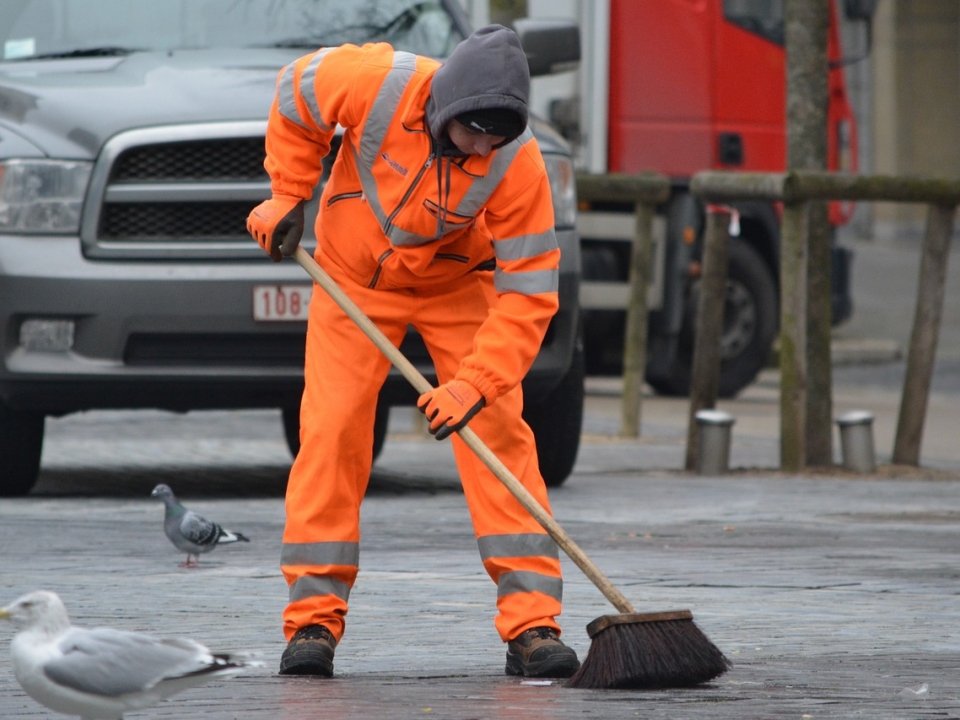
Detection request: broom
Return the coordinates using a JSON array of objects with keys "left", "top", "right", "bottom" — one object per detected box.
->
[{"left": 293, "top": 246, "right": 730, "bottom": 689}]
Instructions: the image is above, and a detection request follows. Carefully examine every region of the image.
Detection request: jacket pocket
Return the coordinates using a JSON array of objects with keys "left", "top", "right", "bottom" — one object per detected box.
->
[
  {"left": 422, "top": 199, "right": 474, "bottom": 235},
  {"left": 327, "top": 190, "right": 363, "bottom": 207}
]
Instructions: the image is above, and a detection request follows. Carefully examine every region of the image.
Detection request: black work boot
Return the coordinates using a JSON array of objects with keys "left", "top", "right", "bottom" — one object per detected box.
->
[
  {"left": 505, "top": 626, "right": 580, "bottom": 678},
  {"left": 279, "top": 624, "right": 336, "bottom": 676}
]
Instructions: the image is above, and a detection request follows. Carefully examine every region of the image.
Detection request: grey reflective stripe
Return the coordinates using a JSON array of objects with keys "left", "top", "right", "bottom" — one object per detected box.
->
[
  {"left": 281, "top": 541, "right": 359, "bottom": 567},
  {"left": 453, "top": 128, "right": 530, "bottom": 218},
  {"left": 477, "top": 533, "right": 559, "bottom": 561},
  {"left": 495, "top": 267, "right": 559, "bottom": 295},
  {"left": 353, "top": 56, "right": 532, "bottom": 247},
  {"left": 289, "top": 575, "right": 352, "bottom": 603},
  {"left": 357, "top": 51, "right": 419, "bottom": 231},
  {"left": 494, "top": 228, "right": 557, "bottom": 262},
  {"left": 382, "top": 133, "right": 527, "bottom": 247},
  {"left": 277, "top": 63, "right": 308, "bottom": 129},
  {"left": 497, "top": 570, "right": 563, "bottom": 601},
  {"left": 278, "top": 50, "right": 336, "bottom": 131},
  {"left": 386, "top": 226, "right": 433, "bottom": 246},
  {"left": 299, "top": 49, "right": 335, "bottom": 132},
  {"left": 386, "top": 223, "right": 470, "bottom": 246}
]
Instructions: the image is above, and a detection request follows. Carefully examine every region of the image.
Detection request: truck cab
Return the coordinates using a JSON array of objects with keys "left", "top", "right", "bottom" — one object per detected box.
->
[{"left": 575, "top": 0, "right": 861, "bottom": 395}]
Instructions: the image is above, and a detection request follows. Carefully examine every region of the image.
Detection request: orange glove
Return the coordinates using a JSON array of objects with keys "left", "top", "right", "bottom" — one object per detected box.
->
[
  {"left": 247, "top": 194, "right": 305, "bottom": 262},
  {"left": 417, "top": 379, "right": 485, "bottom": 441}
]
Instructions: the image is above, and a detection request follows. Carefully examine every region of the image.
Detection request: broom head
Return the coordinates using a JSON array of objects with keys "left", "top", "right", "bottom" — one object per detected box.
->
[{"left": 565, "top": 610, "right": 730, "bottom": 690}]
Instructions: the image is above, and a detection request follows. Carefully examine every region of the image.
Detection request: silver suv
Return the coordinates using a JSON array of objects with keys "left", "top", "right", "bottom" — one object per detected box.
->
[{"left": 0, "top": 0, "right": 583, "bottom": 496}]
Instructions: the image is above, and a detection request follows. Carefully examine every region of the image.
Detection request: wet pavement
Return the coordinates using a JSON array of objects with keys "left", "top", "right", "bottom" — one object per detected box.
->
[
  {"left": 4, "top": 232, "right": 960, "bottom": 717},
  {"left": 3, "top": 353, "right": 960, "bottom": 718}
]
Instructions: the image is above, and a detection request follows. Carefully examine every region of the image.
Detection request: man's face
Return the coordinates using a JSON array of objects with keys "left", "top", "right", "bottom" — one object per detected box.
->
[{"left": 446, "top": 119, "right": 506, "bottom": 157}]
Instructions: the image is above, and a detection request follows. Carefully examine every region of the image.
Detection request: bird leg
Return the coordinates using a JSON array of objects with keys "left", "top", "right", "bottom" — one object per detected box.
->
[{"left": 179, "top": 555, "right": 199, "bottom": 568}]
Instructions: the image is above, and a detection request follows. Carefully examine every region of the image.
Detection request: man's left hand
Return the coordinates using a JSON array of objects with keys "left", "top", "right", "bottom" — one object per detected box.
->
[{"left": 417, "top": 379, "right": 485, "bottom": 440}]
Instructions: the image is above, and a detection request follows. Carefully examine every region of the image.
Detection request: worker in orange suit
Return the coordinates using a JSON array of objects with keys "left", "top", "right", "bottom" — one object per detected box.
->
[{"left": 247, "top": 24, "right": 579, "bottom": 679}]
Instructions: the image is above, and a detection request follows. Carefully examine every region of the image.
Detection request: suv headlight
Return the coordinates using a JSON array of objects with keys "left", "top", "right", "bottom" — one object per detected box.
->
[
  {"left": 0, "top": 159, "right": 93, "bottom": 233},
  {"left": 542, "top": 153, "right": 576, "bottom": 229}
]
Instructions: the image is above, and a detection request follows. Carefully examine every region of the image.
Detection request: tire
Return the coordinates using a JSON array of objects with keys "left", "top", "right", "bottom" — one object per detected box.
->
[
  {"left": 0, "top": 401, "right": 44, "bottom": 497},
  {"left": 647, "top": 240, "right": 778, "bottom": 398},
  {"left": 581, "top": 244, "right": 628, "bottom": 375},
  {"left": 522, "top": 340, "right": 585, "bottom": 488},
  {"left": 282, "top": 399, "right": 390, "bottom": 462}
]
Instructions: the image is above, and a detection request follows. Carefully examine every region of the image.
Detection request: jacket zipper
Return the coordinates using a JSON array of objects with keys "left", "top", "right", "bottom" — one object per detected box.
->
[
  {"left": 382, "top": 153, "right": 435, "bottom": 238},
  {"left": 327, "top": 191, "right": 363, "bottom": 207},
  {"left": 368, "top": 251, "right": 473, "bottom": 289}
]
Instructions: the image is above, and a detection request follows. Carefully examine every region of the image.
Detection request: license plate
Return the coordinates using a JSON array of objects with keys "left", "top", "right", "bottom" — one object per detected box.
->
[{"left": 253, "top": 284, "right": 312, "bottom": 322}]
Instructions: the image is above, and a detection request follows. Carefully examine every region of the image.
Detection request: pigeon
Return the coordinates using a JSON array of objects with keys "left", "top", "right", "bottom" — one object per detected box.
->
[
  {"left": 0, "top": 590, "right": 252, "bottom": 719},
  {"left": 150, "top": 484, "right": 249, "bottom": 567}
]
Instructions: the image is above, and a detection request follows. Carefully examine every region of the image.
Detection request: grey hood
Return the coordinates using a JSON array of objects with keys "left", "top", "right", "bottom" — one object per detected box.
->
[{"left": 426, "top": 24, "right": 529, "bottom": 145}]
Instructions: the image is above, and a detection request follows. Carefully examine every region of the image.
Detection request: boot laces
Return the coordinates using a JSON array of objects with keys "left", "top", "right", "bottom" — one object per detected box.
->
[
  {"left": 293, "top": 625, "right": 333, "bottom": 642},
  {"left": 521, "top": 627, "right": 559, "bottom": 643}
]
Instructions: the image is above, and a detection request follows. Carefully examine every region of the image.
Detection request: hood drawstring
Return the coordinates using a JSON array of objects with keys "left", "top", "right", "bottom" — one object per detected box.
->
[{"left": 434, "top": 140, "right": 453, "bottom": 240}]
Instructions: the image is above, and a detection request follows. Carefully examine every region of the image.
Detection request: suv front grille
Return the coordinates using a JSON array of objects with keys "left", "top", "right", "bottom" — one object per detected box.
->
[
  {"left": 111, "top": 138, "right": 268, "bottom": 182},
  {"left": 81, "top": 122, "right": 299, "bottom": 259},
  {"left": 100, "top": 201, "right": 256, "bottom": 240},
  {"left": 82, "top": 123, "right": 335, "bottom": 258}
]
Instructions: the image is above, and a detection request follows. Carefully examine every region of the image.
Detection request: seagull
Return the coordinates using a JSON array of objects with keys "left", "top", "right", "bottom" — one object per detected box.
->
[
  {"left": 0, "top": 590, "right": 251, "bottom": 719},
  {"left": 150, "top": 484, "right": 250, "bottom": 567}
]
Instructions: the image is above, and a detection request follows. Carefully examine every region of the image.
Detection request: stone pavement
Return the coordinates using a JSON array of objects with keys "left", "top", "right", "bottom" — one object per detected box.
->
[{"left": 2, "top": 364, "right": 960, "bottom": 718}]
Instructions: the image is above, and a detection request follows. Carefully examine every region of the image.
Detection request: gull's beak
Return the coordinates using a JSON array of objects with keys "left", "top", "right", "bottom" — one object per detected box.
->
[{"left": 0, "top": 608, "right": 11, "bottom": 620}]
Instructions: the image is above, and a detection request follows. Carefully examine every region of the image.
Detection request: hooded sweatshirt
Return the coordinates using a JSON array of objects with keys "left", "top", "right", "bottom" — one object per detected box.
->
[
  {"left": 426, "top": 24, "right": 530, "bottom": 149},
  {"left": 262, "top": 25, "right": 559, "bottom": 405}
]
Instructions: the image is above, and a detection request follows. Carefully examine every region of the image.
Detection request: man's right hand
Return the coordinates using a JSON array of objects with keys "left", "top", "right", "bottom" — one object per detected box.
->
[
  {"left": 247, "top": 194, "right": 305, "bottom": 262},
  {"left": 417, "top": 379, "right": 485, "bottom": 441}
]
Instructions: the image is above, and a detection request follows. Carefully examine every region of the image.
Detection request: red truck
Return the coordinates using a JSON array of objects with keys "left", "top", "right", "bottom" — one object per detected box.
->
[{"left": 568, "top": 0, "right": 874, "bottom": 395}]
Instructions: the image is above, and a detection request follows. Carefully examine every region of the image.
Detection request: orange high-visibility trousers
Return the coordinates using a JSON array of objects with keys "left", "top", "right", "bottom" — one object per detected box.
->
[{"left": 281, "top": 252, "right": 565, "bottom": 644}]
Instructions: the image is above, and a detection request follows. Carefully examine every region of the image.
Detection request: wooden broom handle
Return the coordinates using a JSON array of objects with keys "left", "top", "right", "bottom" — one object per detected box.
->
[{"left": 294, "top": 247, "right": 636, "bottom": 614}]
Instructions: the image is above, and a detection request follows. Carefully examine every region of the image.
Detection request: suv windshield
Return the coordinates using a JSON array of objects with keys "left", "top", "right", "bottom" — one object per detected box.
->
[{"left": 1, "top": 0, "right": 464, "bottom": 61}]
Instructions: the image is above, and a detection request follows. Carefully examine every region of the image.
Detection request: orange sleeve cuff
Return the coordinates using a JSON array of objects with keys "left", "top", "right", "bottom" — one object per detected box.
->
[{"left": 455, "top": 369, "right": 500, "bottom": 408}]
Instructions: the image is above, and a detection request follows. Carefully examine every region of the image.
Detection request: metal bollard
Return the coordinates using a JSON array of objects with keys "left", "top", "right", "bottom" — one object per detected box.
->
[
  {"left": 836, "top": 410, "right": 876, "bottom": 473},
  {"left": 695, "top": 409, "right": 735, "bottom": 475}
]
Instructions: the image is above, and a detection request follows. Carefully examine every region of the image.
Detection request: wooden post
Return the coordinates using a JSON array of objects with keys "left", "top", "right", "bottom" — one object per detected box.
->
[
  {"left": 620, "top": 202, "right": 653, "bottom": 438},
  {"left": 685, "top": 209, "right": 730, "bottom": 470},
  {"left": 780, "top": 202, "right": 808, "bottom": 472},
  {"left": 806, "top": 201, "right": 834, "bottom": 466},
  {"left": 893, "top": 203, "right": 957, "bottom": 465},
  {"left": 786, "top": 0, "right": 829, "bottom": 471}
]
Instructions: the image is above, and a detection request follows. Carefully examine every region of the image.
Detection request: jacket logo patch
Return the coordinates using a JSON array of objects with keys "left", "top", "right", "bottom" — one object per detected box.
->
[{"left": 380, "top": 152, "right": 408, "bottom": 177}]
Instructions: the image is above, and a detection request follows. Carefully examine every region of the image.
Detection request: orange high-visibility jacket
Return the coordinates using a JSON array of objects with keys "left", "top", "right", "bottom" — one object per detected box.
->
[{"left": 264, "top": 39, "right": 560, "bottom": 405}]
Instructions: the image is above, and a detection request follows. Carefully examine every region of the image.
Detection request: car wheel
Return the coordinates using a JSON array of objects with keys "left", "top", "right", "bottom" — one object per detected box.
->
[
  {"left": 647, "top": 240, "right": 778, "bottom": 398},
  {"left": 0, "top": 401, "right": 44, "bottom": 497},
  {"left": 282, "top": 399, "right": 390, "bottom": 462},
  {"left": 522, "top": 338, "right": 585, "bottom": 488}
]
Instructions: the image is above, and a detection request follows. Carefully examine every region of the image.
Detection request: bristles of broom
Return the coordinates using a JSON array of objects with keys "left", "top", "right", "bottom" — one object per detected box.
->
[{"left": 566, "top": 611, "right": 730, "bottom": 690}]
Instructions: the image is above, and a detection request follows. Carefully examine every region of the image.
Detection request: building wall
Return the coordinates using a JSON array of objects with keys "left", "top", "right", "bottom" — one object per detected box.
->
[{"left": 871, "top": 0, "right": 960, "bottom": 236}]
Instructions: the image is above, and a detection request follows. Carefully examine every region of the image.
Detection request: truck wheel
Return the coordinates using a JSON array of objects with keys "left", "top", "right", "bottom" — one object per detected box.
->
[
  {"left": 648, "top": 240, "right": 778, "bottom": 398},
  {"left": 581, "top": 245, "right": 627, "bottom": 375},
  {"left": 282, "top": 400, "right": 389, "bottom": 463},
  {"left": 522, "top": 339, "right": 585, "bottom": 487},
  {"left": 0, "top": 401, "right": 44, "bottom": 497}
]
